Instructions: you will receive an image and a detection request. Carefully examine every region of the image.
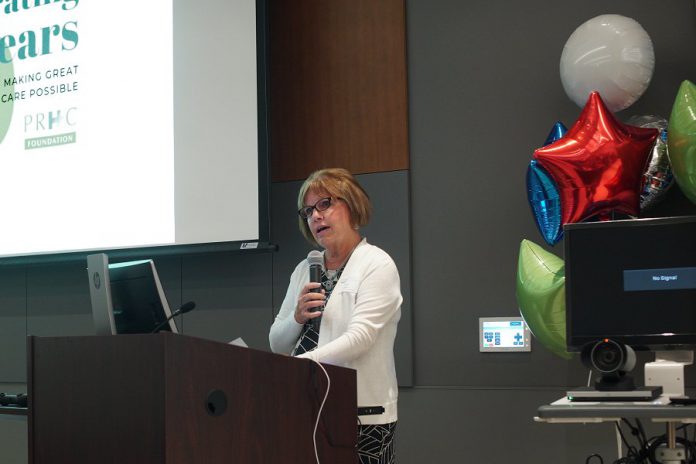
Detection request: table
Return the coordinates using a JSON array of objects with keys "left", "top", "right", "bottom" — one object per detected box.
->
[{"left": 536, "top": 397, "right": 696, "bottom": 463}]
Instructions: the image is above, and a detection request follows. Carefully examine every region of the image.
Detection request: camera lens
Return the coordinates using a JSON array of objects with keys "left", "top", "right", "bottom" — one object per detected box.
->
[
  {"left": 592, "top": 342, "right": 623, "bottom": 372},
  {"left": 581, "top": 339, "right": 636, "bottom": 374}
]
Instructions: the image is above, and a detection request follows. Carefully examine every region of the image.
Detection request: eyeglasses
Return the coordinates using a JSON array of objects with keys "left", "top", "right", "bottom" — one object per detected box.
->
[{"left": 298, "top": 197, "right": 334, "bottom": 219}]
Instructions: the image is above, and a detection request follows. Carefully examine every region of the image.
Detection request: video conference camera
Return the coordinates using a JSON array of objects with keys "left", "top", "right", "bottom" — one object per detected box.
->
[{"left": 581, "top": 339, "right": 636, "bottom": 391}]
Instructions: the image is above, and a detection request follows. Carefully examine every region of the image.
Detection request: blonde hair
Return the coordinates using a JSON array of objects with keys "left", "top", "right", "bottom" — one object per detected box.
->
[{"left": 297, "top": 168, "right": 372, "bottom": 246}]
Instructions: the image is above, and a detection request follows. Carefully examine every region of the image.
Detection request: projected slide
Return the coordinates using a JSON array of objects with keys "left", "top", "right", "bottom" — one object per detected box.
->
[
  {"left": 0, "top": 0, "right": 174, "bottom": 256},
  {"left": 0, "top": 0, "right": 260, "bottom": 258}
]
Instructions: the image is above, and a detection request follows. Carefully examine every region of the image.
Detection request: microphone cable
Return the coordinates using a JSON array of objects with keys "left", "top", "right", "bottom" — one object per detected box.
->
[{"left": 310, "top": 359, "right": 330, "bottom": 464}]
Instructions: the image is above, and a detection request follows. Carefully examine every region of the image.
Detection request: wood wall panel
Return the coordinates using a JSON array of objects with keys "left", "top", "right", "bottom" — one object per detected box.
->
[{"left": 268, "top": 0, "right": 409, "bottom": 182}]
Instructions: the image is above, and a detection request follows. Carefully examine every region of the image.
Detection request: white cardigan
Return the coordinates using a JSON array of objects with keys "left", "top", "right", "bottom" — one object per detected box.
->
[{"left": 269, "top": 239, "right": 402, "bottom": 425}]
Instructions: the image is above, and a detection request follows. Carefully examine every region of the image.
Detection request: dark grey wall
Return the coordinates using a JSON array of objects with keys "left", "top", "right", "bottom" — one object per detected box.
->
[
  {"left": 3, "top": 2, "right": 696, "bottom": 463},
  {"left": 401, "top": 0, "right": 696, "bottom": 462}
]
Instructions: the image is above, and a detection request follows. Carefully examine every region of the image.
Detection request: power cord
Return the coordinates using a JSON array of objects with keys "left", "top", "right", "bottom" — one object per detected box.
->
[
  {"left": 620, "top": 419, "right": 647, "bottom": 454},
  {"left": 609, "top": 420, "right": 696, "bottom": 464},
  {"left": 310, "top": 359, "right": 331, "bottom": 464},
  {"left": 615, "top": 420, "right": 642, "bottom": 462}
]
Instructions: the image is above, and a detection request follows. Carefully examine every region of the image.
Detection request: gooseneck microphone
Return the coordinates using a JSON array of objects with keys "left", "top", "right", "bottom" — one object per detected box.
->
[
  {"left": 151, "top": 301, "right": 196, "bottom": 334},
  {"left": 307, "top": 250, "right": 324, "bottom": 331}
]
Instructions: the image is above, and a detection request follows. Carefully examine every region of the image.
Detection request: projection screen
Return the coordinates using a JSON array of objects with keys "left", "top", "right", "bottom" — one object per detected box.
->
[{"left": 0, "top": 0, "right": 266, "bottom": 260}]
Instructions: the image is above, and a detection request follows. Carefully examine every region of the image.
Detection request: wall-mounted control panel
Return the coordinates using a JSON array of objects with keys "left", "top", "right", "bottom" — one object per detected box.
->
[{"left": 479, "top": 317, "right": 531, "bottom": 352}]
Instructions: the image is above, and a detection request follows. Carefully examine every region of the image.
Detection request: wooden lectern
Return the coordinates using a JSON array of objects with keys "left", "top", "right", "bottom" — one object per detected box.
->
[{"left": 27, "top": 333, "right": 357, "bottom": 463}]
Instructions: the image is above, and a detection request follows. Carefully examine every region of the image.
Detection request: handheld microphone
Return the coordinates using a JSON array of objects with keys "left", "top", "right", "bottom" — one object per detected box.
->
[
  {"left": 307, "top": 250, "right": 324, "bottom": 330},
  {"left": 151, "top": 301, "right": 196, "bottom": 334}
]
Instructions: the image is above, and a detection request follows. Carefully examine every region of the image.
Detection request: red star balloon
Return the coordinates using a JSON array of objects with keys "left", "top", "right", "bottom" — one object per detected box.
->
[{"left": 533, "top": 92, "right": 658, "bottom": 226}]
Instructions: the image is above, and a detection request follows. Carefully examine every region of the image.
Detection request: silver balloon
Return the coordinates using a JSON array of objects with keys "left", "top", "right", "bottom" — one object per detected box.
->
[{"left": 626, "top": 115, "right": 674, "bottom": 211}]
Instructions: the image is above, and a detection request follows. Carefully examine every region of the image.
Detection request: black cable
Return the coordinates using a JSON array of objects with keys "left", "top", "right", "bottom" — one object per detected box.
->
[
  {"left": 586, "top": 453, "right": 604, "bottom": 464},
  {"left": 636, "top": 419, "right": 648, "bottom": 451},
  {"left": 621, "top": 418, "right": 646, "bottom": 451},
  {"left": 611, "top": 420, "right": 696, "bottom": 464},
  {"left": 615, "top": 418, "right": 675, "bottom": 464},
  {"left": 685, "top": 435, "right": 696, "bottom": 464},
  {"left": 674, "top": 423, "right": 696, "bottom": 464},
  {"left": 642, "top": 435, "right": 662, "bottom": 464},
  {"left": 645, "top": 435, "right": 696, "bottom": 464},
  {"left": 616, "top": 421, "right": 640, "bottom": 460}
]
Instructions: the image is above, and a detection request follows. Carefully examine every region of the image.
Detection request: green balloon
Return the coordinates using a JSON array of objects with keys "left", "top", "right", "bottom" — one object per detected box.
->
[
  {"left": 516, "top": 239, "right": 572, "bottom": 359},
  {"left": 667, "top": 80, "right": 696, "bottom": 204}
]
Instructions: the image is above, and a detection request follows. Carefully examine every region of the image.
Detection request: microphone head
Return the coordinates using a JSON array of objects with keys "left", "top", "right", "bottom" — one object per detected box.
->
[
  {"left": 179, "top": 301, "right": 196, "bottom": 314},
  {"left": 307, "top": 250, "right": 323, "bottom": 268}
]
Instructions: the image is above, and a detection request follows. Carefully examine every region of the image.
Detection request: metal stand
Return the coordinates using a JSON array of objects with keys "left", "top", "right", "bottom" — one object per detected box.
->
[
  {"left": 536, "top": 398, "right": 696, "bottom": 464},
  {"left": 654, "top": 422, "right": 686, "bottom": 464}
]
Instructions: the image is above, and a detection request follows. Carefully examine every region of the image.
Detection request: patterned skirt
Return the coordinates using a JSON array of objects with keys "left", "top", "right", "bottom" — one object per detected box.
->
[{"left": 358, "top": 422, "right": 396, "bottom": 464}]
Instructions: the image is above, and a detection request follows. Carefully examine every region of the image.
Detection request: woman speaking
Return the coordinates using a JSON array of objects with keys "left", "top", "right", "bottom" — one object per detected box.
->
[{"left": 269, "top": 168, "right": 402, "bottom": 464}]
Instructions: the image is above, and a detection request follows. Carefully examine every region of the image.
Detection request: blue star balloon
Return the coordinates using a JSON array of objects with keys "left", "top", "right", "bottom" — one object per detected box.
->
[
  {"left": 544, "top": 122, "right": 568, "bottom": 146},
  {"left": 526, "top": 122, "right": 567, "bottom": 246}
]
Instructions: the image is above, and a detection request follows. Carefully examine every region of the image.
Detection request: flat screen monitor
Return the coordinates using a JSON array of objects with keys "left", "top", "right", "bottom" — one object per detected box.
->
[
  {"left": 87, "top": 253, "right": 177, "bottom": 335},
  {"left": 565, "top": 216, "right": 696, "bottom": 352}
]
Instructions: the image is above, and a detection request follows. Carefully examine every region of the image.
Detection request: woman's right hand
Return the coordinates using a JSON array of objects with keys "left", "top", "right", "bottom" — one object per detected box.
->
[{"left": 294, "top": 282, "right": 326, "bottom": 324}]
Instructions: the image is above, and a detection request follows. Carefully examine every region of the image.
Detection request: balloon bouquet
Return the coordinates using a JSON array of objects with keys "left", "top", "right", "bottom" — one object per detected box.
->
[{"left": 517, "top": 14, "right": 696, "bottom": 358}]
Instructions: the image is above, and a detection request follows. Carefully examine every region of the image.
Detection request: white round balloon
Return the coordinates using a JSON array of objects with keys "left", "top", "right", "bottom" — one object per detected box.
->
[{"left": 560, "top": 14, "right": 654, "bottom": 112}]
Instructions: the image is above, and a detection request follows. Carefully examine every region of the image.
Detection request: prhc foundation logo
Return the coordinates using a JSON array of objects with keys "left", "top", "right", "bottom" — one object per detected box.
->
[
  {"left": 24, "top": 107, "right": 77, "bottom": 150},
  {"left": 0, "top": 0, "right": 80, "bottom": 149}
]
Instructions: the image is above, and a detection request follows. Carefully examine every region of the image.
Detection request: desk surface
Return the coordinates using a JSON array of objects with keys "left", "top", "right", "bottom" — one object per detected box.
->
[{"left": 536, "top": 397, "right": 696, "bottom": 422}]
